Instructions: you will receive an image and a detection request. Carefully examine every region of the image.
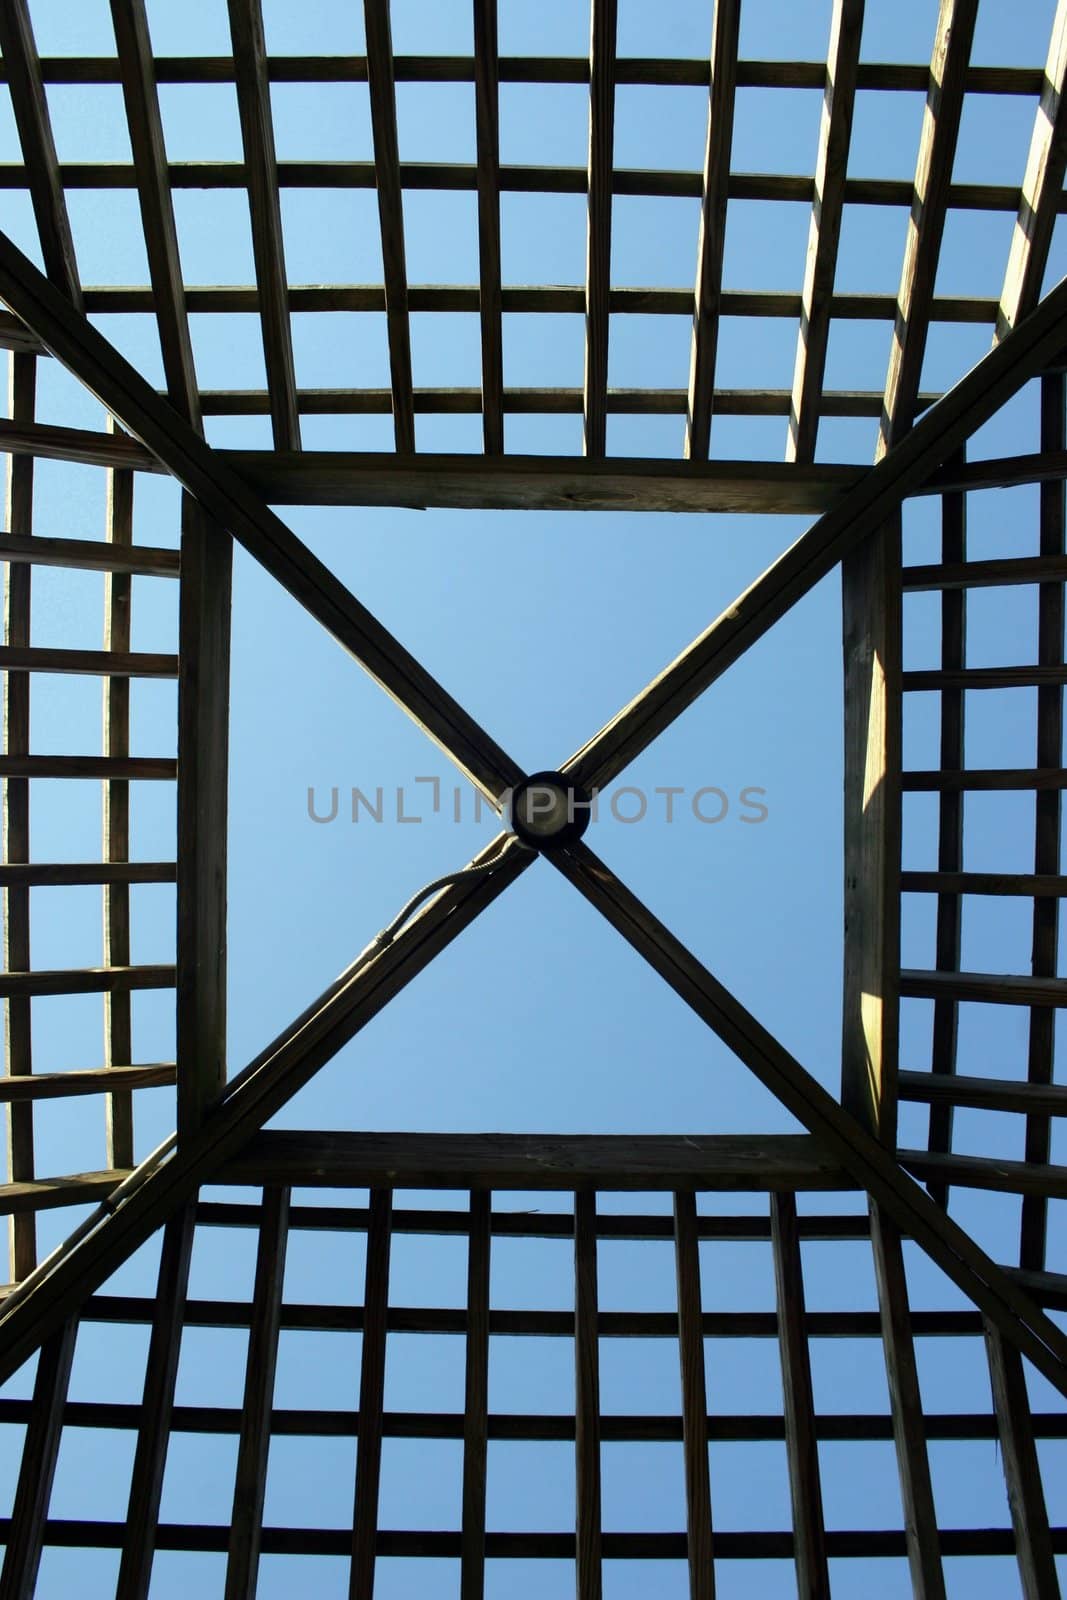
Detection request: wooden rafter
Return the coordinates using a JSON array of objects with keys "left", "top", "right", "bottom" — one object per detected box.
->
[
  {"left": 364, "top": 0, "right": 416, "bottom": 453},
  {"left": 684, "top": 0, "right": 740, "bottom": 461},
  {"left": 787, "top": 0, "right": 864, "bottom": 463},
  {"left": 996, "top": 0, "right": 1067, "bottom": 341},
  {"left": 878, "top": 0, "right": 978, "bottom": 456},
  {"left": 472, "top": 0, "right": 504, "bottom": 454},
  {"left": 227, "top": 0, "right": 301, "bottom": 450},
  {"left": 582, "top": 0, "right": 617, "bottom": 458}
]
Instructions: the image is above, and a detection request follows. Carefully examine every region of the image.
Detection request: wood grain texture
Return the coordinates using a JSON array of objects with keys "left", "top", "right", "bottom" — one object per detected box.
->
[
  {"left": 0, "top": 1316, "right": 77, "bottom": 1599},
  {"left": 986, "top": 1321, "right": 1060, "bottom": 1598},
  {"left": 771, "top": 1193, "right": 829, "bottom": 1599},
  {"left": 364, "top": 0, "right": 415, "bottom": 453}
]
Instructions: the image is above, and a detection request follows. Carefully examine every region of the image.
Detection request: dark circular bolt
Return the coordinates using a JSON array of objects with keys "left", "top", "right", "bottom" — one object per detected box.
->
[{"left": 508, "top": 770, "right": 593, "bottom": 851}]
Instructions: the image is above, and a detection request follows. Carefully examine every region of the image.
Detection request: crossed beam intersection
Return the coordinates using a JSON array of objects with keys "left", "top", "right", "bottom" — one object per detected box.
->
[{"left": 1, "top": 228, "right": 1067, "bottom": 1395}]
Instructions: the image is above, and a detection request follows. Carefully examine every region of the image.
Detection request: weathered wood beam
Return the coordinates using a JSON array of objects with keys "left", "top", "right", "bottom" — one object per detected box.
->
[
  {"left": 985, "top": 1322, "right": 1060, "bottom": 1598},
  {"left": 0, "top": 416, "right": 164, "bottom": 472},
  {"left": 561, "top": 271, "right": 1067, "bottom": 794},
  {"left": 0, "top": 1064, "right": 176, "bottom": 1102},
  {"left": 996, "top": 0, "right": 1067, "bottom": 340},
  {"left": 0, "top": 755, "right": 176, "bottom": 780},
  {"left": 0, "top": 646, "right": 178, "bottom": 677},
  {"left": 0, "top": 862, "right": 174, "bottom": 887},
  {"left": 472, "top": 0, "right": 504, "bottom": 454},
  {"left": 0, "top": 1, "right": 81, "bottom": 308},
  {"left": 878, "top": 0, "right": 978, "bottom": 455},
  {"left": 0, "top": 1317, "right": 77, "bottom": 1599},
  {"left": 771, "top": 1192, "right": 829, "bottom": 1597},
  {"left": 903, "top": 551, "right": 1067, "bottom": 590},
  {"left": 685, "top": 0, "right": 740, "bottom": 460},
  {"left": 227, "top": 0, "right": 300, "bottom": 449},
  {"left": 177, "top": 493, "right": 231, "bottom": 1139},
  {"left": 899, "top": 1149, "right": 1067, "bottom": 1199},
  {"left": 903, "top": 767, "right": 1067, "bottom": 792},
  {"left": 787, "top": 0, "right": 864, "bottom": 462},
  {"left": 582, "top": 0, "right": 617, "bottom": 458},
  {"left": 904, "top": 664, "right": 1067, "bottom": 690},
  {"left": 674, "top": 1190, "right": 715, "bottom": 1600},
  {"left": 350, "top": 1187, "right": 392, "bottom": 1599},
  {"left": 574, "top": 1189, "right": 603, "bottom": 1600},
  {"left": 901, "top": 971, "right": 1067, "bottom": 1006},
  {"left": 460, "top": 1189, "right": 490, "bottom": 1600},
  {"left": 899, "top": 1070, "right": 1067, "bottom": 1118},
  {"left": 0, "top": 533, "right": 179, "bottom": 577},
  {"left": 364, "top": 0, "right": 415, "bottom": 453},
  {"left": 110, "top": 0, "right": 201, "bottom": 427},
  {"left": 0, "top": 965, "right": 174, "bottom": 999},
  {"left": 0, "top": 228, "right": 523, "bottom": 802},
  {"left": 548, "top": 840, "right": 1067, "bottom": 1397}
]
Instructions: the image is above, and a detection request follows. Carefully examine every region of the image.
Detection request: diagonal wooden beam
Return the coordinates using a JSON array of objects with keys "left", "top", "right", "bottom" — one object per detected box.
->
[
  {"left": 548, "top": 840, "right": 1067, "bottom": 1399},
  {"left": 787, "top": 0, "right": 864, "bottom": 463},
  {"left": 472, "top": 0, "right": 504, "bottom": 455},
  {"left": 0, "top": 832, "right": 532, "bottom": 1383},
  {"left": 110, "top": 0, "right": 201, "bottom": 428},
  {"left": 996, "top": 0, "right": 1067, "bottom": 342},
  {"left": 562, "top": 269, "right": 1067, "bottom": 795},
  {"left": 0, "top": 227, "right": 522, "bottom": 802},
  {"left": 985, "top": 1321, "right": 1060, "bottom": 1598},
  {"left": 364, "top": 0, "right": 416, "bottom": 453},
  {"left": 684, "top": 0, "right": 740, "bottom": 461},
  {"left": 878, "top": 0, "right": 978, "bottom": 457},
  {"left": 582, "top": 0, "right": 617, "bottom": 459},
  {"left": 227, "top": 0, "right": 300, "bottom": 449},
  {"left": 0, "top": 0, "right": 81, "bottom": 310}
]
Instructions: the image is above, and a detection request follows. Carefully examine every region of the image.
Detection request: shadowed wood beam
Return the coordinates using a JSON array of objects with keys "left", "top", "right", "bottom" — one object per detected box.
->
[
  {"left": 177, "top": 493, "right": 232, "bottom": 1140},
  {"left": 900, "top": 1149, "right": 1067, "bottom": 1200},
  {"left": 899, "top": 1069, "right": 1067, "bottom": 1117},
  {"left": 0, "top": 1, "right": 81, "bottom": 309},
  {"left": 0, "top": 646, "right": 177, "bottom": 676},
  {"left": 0, "top": 1171, "right": 132, "bottom": 1216},
  {"left": 583, "top": 0, "right": 617, "bottom": 458},
  {"left": 1022, "top": 371, "right": 1065, "bottom": 1272},
  {"left": 878, "top": 0, "right": 978, "bottom": 456},
  {"left": 3, "top": 354, "right": 36, "bottom": 1281},
  {"left": 547, "top": 840, "right": 1067, "bottom": 1398},
  {"left": 560, "top": 269, "right": 1067, "bottom": 794},
  {"left": 227, "top": 0, "right": 300, "bottom": 449},
  {"left": 102, "top": 435, "right": 135, "bottom": 1169},
  {"left": 673, "top": 1191, "right": 715, "bottom": 1599},
  {"left": 771, "top": 1192, "right": 829, "bottom": 1597},
  {"left": 364, "top": 0, "right": 415, "bottom": 453},
  {"left": 685, "top": 0, "right": 740, "bottom": 460},
  {"left": 110, "top": 0, "right": 201, "bottom": 428},
  {"left": 460, "top": 1189, "right": 490, "bottom": 1600},
  {"left": 116, "top": 1205, "right": 195, "bottom": 1600},
  {"left": 350, "top": 1187, "right": 392, "bottom": 1600},
  {"left": 226, "top": 1186, "right": 289, "bottom": 1599},
  {"left": 472, "top": 0, "right": 503, "bottom": 453},
  {"left": 0, "top": 965, "right": 174, "bottom": 999},
  {"left": 0, "top": 755, "right": 176, "bottom": 780},
  {"left": 985, "top": 1322, "right": 1060, "bottom": 1598},
  {"left": 0, "top": 228, "right": 523, "bottom": 803},
  {"left": 0, "top": 863, "right": 174, "bottom": 887},
  {"left": 840, "top": 504, "right": 901, "bottom": 1141},
  {"left": 870, "top": 1205, "right": 946, "bottom": 1598},
  {"left": 0, "top": 1317, "right": 76, "bottom": 1598},
  {"left": 575, "top": 1190, "right": 603, "bottom": 1600},
  {"left": 996, "top": 0, "right": 1067, "bottom": 341},
  {"left": 0, "top": 533, "right": 179, "bottom": 576},
  {"left": 0, "top": 832, "right": 531, "bottom": 1383},
  {"left": 787, "top": 0, "right": 864, "bottom": 463},
  {"left": 0, "top": 1064, "right": 176, "bottom": 1102}
]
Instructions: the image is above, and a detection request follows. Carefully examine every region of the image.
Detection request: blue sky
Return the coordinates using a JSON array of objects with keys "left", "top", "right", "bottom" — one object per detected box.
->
[{"left": 0, "top": 0, "right": 1066, "bottom": 1595}]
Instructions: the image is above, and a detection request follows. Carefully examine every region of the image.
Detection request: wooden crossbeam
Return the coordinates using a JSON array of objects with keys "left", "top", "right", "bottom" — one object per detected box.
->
[
  {"left": 351, "top": 1187, "right": 392, "bottom": 1598},
  {"left": 574, "top": 1190, "right": 603, "bottom": 1600},
  {"left": 364, "top": 0, "right": 416, "bottom": 453},
  {"left": 985, "top": 1322, "right": 1060, "bottom": 1597},
  {"left": 472, "top": 0, "right": 504, "bottom": 454},
  {"left": 787, "top": 0, "right": 864, "bottom": 463},
  {"left": 460, "top": 1189, "right": 490, "bottom": 1600},
  {"left": 996, "top": 0, "right": 1067, "bottom": 341},
  {"left": 110, "top": 0, "right": 201, "bottom": 428},
  {"left": 0, "top": 1317, "right": 76, "bottom": 1599},
  {"left": 0, "top": 1065, "right": 176, "bottom": 1102},
  {"left": 673, "top": 1191, "right": 715, "bottom": 1599},
  {"left": 227, "top": 0, "right": 300, "bottom": 449},
  {"left": 582, "top": 0, "right": 617, "bottom": 458},
  {"left": 878, "top": 0, "right": 978, "bottom": 456},
  {"left": 684, "top": 0, "right": 740, "bottom": 460},
  {"left": 0, "top": 646, "right": 178, "bottom": 677},
  {"left": 0, "top": 534, "right": 179, "bottom": 577},
  {"left": 0, "top": 1, "right": 81, "bottom": 309},
  {"left": 900, "top": 1071, "right": 1067, "bottom": 1117}
]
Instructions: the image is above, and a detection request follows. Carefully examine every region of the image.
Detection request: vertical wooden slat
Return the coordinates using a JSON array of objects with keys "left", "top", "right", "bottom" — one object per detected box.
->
[
  {"left": 841, "top": 508, "right": 902, "bottom": 1142},
  {"left": 684, "top": 0, "right": 741, "bottom": 462},
  {"left": 350, "top": 1186, "right": 392, "bottom": 1600},
  {"left": 472, "top": 0, "right": 504, "bottom": 456},
  {"left": 878, "top": 0, "right": 978, "bottom": 456},
  {"left": 226, "top": 0, "right": 301, "bottom": 451},
  {"left": 786, "top": 0, "right": 864, "bottom": 463},
  {"left": 986, "top": 1321, "right": 1060, "bottom": 1599},
  {"left": 116, "top": 1204, "right": 196, "bottom": 1600},
  {"left": 926, "top": 454, "right": 967, "bottom": 1206},
  {"left": 460, "top": 1189, "right": 490, "bottom": 1600},
  {"left": 673, "top": 1191, "right": 714, "bottom": 1600},
  {"left": 176, "top": 492, "right": 231, "bottom": 1140},
  {"left": 103, "top": 433, "right": 134, "bottom": 1170},
  {"left": 582, "top": 0, "right": 617, "bottom": 459},
  {"left": 1021, "top": 370, "right": 1065, "bottom": 1269},
  {"left": 770, "top": 1192, "right": 829, "bottom": 1600},
  {"left": 3, "top": 352, "right": 36, "bottom": 1282},
  {"left": 870, "top": 1203, "right": 946, "bottom": 1598},
  {"left": 574, "top": 1189, "right": 602, "bottom": 1600},
  {"left": 0, "top": 0, "right": 82, "bottom": 309},
  {"left": 226, "top": 1185, "right": 290, "bottom": 1600},
  {"left": 996, "top": 0, "right": 1067, "bottom": 341},
  {"left": 364, "top": 0, "right": 416, "bottom": 454},
  {"left": 0, "top": 1315, "right": 77, "bottom": 1600}
]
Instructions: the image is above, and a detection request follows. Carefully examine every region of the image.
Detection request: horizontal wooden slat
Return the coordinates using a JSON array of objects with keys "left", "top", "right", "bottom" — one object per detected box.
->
[
  {"left": 899, "top": 1069, "right": 1067, "bottom": 1116},
  {"left": 903, "top": 665, "right": 1067, "bottom": 690},
  {"left": 0, "top": 418, "right": 162, "bottom": 472},
  {"left": 902, "top": 768, "right": 1067, "bottom": 791},
  {"left": 0, "top": 1064, "right": 176, "bottom": 1102},
  {"left": 902, "top": 554, "right": 1067, "bottom": 591},
  {"left": 0, "top": 1170, "right": 131, "bottom": 1216},
  {"left": 0, "top": 964, "right": 175, "bottom": 997},
  {"left": 901, "top": 871, "right": 1067, "bottom": 897},
  {"left": 900, "top": 971, "right": 1067, "bottom": 1005},
  {"left": 0, "top": 756, "right": 176, "bottom": 780},
  {"left": 900, "top": 1148, "right": 1067, "bottom": 1199},
  {"left": 0, "top": 861, "right": 175, "bottom": 886},
  {"left": 224, "top": 1131, "right": 850, "bottom": 1191},
  {"left": 0, "top": 646, "right": 178, "bottom": 677},
  {"left": 0, "top": 534, "right": 179, "bottom": 576}
]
